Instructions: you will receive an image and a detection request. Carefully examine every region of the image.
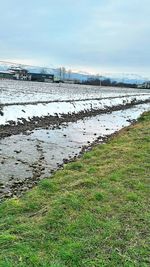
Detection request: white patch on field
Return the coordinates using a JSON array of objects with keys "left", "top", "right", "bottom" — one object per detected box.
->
[
  {"left": 0, "top": 94, "right": 150, "bottom": 125},
  {"left": 1, "top": 80, "right": 150, "bottom": 104}
]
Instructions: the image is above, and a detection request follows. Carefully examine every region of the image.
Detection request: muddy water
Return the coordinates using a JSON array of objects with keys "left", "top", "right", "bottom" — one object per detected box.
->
[{"left": 0, "top": 103, "right": 150, "bottom": 200}]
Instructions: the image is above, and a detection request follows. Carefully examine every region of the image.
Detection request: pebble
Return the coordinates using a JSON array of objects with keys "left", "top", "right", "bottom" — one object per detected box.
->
[{"left": 14, "top": 150, "right": 22, "bottom": 154}]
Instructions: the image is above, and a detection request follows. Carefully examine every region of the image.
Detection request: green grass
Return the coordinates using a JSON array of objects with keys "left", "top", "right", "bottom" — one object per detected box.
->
[{"left": 0, "top": 112, "right": 150, "bottom": 267}]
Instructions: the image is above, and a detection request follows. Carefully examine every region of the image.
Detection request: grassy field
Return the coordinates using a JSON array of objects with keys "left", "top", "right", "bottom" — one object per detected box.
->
[{"left": 0, "top": 112, "right": 150, "bottom": 267}]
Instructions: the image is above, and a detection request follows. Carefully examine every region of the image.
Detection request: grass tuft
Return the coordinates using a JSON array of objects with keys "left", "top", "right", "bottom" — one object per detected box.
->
[{"left": 66, "top": 161, "right": 84, "bottom": 171}]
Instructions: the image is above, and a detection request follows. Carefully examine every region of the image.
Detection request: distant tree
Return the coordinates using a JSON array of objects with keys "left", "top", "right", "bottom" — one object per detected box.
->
[
  {"left": 61, "top": 67, "right": 66, "bottom": 80},
  {"left": 101, "top": 79, "right": 111, "bottom": 86},
  {"left": 57, "top": 67, "right": 66, "bottom": 81},
  {"left": 68, "top": 69, "right": 72, "bottom": 80}
]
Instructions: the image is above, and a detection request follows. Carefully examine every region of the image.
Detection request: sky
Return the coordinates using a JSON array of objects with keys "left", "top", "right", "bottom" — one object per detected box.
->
[{"left": 0, "top": 0, "right": 150, "bottom": 76}]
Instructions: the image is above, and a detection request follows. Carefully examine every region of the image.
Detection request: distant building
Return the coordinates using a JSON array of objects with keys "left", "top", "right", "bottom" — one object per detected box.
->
[
  {"left": 63, "top": 79, "right": 75, "bottom": 84},
  {"left": 30, "top": 73, "right": 54, "bottom": 82},
  {"left": 0, "top": 70, "right": 14, "bottom": 79},
  {"left": 9, "top": 67, "right": 31, "bottom": 80},
  {"left": 0, "top": 67, "right": 54, "bottom": 82}
]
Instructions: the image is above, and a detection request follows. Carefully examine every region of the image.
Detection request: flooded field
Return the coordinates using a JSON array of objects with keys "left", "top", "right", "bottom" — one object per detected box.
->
[{"left": 0, "top": 80, "right": 150, "bottom": 200}]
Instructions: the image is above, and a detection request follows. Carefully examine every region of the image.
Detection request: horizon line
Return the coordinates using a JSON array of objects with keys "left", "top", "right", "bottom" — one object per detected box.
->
[{"left": 0, "top": 60, "right": 149, "bottom": 79}]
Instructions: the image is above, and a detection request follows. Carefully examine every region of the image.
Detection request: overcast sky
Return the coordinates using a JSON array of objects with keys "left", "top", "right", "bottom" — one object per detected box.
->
[{"left": 0, "top": 0, "right": 150, "bottom": 76}]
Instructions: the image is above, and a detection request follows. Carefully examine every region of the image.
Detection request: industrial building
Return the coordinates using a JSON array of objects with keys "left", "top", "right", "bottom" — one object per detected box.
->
[
  {"left": 0, "top": 70, "right": 14, "bottom": 79},
  {"left": 0, "top": 68, "right": 54, "bottom": 82},
  {"left": 30, "top": 73, "right": 54, "bottom": 82}
]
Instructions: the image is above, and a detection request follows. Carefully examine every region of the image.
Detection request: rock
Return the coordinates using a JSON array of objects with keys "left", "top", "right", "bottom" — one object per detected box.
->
[
  {"left": 0, "top": 185, "right": 5, "bottom": 189},
  {"left": 0, "top": 110, "right": 4, "bottom": 116},
  {"left": 5, "top": 192, "right": 12, "bottom": 198},
  {"left": 22, "top": 187, "right": 28, "bottom": 191},
  {"left": 63, "top": 159, "right": 68, "bottom": 164},
  {"left": 14, "top": 150, "right": 22, "bottom": 154}
]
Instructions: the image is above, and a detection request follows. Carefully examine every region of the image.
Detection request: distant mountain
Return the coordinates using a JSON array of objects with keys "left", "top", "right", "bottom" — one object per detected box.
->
[
  {"left": 105, "top": 73, "right": 149, "bottom": 85},
  {"left": 0, "top": 63, "right": 149, "bottom": 85},
  {"left": 0, "top": 65, "right": 8, "bottom": 71}
]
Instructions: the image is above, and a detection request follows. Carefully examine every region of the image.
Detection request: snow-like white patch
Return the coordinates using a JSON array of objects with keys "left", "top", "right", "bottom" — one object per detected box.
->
[
  {"left": 1, "top": 80, "right": 150, "bottom": 104},
  {"left": 1, "top": 94, "right": 150, "bottom": 125}
]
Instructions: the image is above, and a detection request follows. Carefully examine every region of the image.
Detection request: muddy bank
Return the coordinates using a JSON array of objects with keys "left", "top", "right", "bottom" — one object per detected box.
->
[
  {"left": 0, "top": 135, "right": 109, "bottom": 201},
  {"left": 0, "top": 99, "right": 150, "bottom": 139}
]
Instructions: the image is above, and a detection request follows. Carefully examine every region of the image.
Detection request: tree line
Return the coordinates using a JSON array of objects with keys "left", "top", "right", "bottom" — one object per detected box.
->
[{"left": 82, "top": 78, "right": 138, "bottom": 88}]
